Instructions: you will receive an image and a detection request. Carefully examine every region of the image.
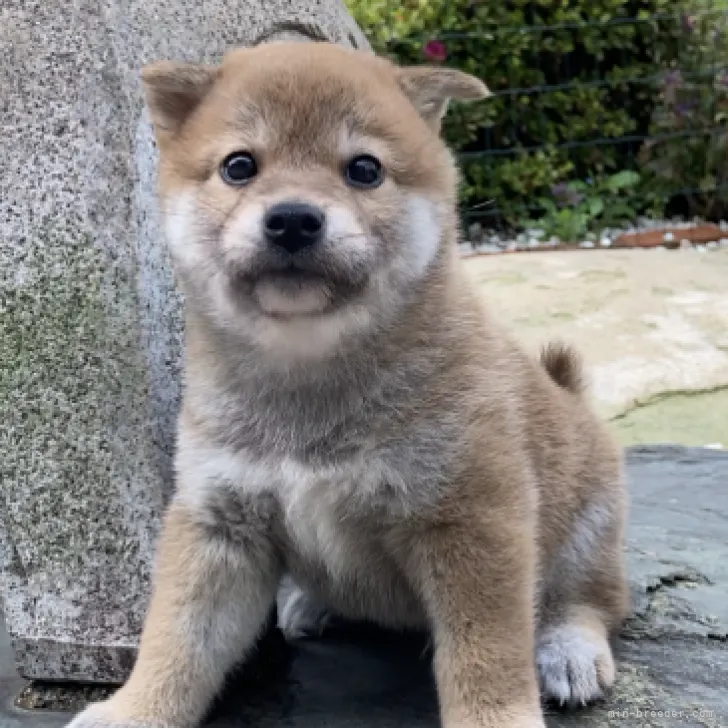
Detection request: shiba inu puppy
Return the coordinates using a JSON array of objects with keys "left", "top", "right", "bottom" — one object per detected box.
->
[{"left": 68, "top": 41, "right": 627, "bottom": 728}]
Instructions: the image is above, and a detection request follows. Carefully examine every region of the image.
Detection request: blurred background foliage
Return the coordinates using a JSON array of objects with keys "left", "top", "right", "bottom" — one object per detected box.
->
[{"left": 346, "top": 0, "right": 728, "bottom": 240}]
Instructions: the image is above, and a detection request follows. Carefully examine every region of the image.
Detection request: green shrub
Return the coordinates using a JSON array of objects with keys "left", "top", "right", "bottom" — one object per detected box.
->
[
  {"left": 519, "top": 170, "right": 641, "bottom": 242},
  {"left": 347, "top": 0, "right": 728, "bottom": 232},
  {"left": 639, "top": 6, "right": 728, "bottom": 219}
]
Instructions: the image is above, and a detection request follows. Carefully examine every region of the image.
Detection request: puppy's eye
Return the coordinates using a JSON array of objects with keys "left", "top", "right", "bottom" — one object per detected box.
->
[
  {"left": 345, "top": 155, "right": 384, "bottom": 189},
  {"left": 220, "top": 152, "right": 258, "bottom": 186}
]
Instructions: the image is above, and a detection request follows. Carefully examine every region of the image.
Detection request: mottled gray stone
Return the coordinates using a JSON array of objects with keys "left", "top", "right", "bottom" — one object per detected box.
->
[
  {"left": 1, "top": 446, "right": 726, "bottom": 728},
  {"left": 0, "top": 0, "right": 367, "bottom": 683}
]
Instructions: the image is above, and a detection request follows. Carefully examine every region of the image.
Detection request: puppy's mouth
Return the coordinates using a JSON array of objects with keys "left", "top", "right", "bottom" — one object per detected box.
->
[
  {"left": 227, "top": 253, "right": 370, "bottom": 319},
  {"left": 241, "top": 264, "right": 334, "bottom": 319}
]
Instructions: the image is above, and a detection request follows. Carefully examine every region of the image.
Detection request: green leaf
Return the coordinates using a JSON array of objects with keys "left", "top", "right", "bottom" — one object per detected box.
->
[
  {"left": 605, "top": 202, "right": 638, "bottom": 220},
  {"left": 588, "top": 197, "right": 605, "bottom": 217},
  {"left": 605, "top": 170, "right": 641, "bottom": 191}
]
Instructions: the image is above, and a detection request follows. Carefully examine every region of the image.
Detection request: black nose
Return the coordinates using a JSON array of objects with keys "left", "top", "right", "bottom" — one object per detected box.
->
[{"left": 263, "top": 201, "right": 325, "bottom": 254}]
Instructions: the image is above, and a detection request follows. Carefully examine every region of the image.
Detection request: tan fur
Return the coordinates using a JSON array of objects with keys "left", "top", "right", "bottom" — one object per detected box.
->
[{"left": 68, "top": 42, "right": 627, "bottom": 728}]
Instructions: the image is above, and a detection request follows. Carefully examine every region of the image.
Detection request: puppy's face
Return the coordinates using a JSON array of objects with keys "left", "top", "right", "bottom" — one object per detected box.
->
[{"left": 143, "top": 43, "right": 487, "bottom": 358}]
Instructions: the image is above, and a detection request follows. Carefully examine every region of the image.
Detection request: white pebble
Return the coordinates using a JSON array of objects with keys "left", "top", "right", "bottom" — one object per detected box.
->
[{"left": 479, "top": 243, "right": 503, "bottom": 254}]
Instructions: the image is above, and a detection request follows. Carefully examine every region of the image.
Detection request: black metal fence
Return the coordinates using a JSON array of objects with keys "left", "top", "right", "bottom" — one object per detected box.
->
[
  {"left": 356, "top": 3, "right": 728, "bottom": 243},
  {"left": 457, "top": 8, "right": 728, "bottom": 239}
]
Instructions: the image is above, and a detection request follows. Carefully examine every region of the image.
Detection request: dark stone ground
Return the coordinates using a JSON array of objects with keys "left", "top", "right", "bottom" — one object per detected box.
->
[{"left": 2, "top": 446, "right": 727, "bottom": 727}]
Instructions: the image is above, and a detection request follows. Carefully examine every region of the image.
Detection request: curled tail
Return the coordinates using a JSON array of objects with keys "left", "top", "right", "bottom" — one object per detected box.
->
[{"left": 540, "top": 341, "right": 585, "bottom": 395}]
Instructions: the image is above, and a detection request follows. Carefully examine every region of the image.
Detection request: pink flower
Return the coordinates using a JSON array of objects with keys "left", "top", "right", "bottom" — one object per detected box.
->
[{"left": 423, "top": 40, "right": 447, "bottom": 62}]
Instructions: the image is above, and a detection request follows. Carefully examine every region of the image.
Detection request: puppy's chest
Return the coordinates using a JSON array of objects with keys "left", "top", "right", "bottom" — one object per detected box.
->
[
  {"left": 272, "top": 455, "right": 398, "bottom": 565},
  {"left": 282, "top": 481, "right": 367, "bottom": 579},
  {"left": 190, "top": 408, "right": 461, "bottom": 569},
  {"left": 242, "top": 447, "right": 436, "bottom": 573}
]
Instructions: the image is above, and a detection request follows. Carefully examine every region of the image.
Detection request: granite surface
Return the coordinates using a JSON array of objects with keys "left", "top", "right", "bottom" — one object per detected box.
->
[
  {"left": 1, "top": 446, "right": 726, "bottom": 727},
  {"left": 0, "top": 0, "right": 367, "bottom": 682}
]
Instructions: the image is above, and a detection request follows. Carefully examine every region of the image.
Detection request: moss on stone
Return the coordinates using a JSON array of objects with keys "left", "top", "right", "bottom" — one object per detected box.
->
[
  {"left": 611, "top": 387, "right": 728, "bottom": 447},
  {"left": 0, "top": 217, "right": 158, "bottom": 641}
]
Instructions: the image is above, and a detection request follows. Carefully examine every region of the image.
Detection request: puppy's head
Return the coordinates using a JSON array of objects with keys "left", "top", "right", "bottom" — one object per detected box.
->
[{"left": 142, "top": 43, "right": 488, "bottom": 358}]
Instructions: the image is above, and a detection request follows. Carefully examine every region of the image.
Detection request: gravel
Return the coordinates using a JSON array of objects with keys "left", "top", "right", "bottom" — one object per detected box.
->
[{"left": 460, "top": 217, "right": 728, "bottom": 256}]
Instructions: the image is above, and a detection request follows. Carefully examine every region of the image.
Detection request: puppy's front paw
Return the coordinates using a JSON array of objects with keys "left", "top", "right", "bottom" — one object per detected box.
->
[
  {"left": 444, "top": 709, "right": 546, "bottom": 728},
  {"left": 536, "top": 623, "right": 616, "bottom": 708},
  {"left": 499, "top": 708, "right": 547, "bottom": 728},
  {"left": 510, "top": 716, "right": 547, "bottom": 728},
  {"left": 65, "top": 700, "right": 166, "bottom": 728}
]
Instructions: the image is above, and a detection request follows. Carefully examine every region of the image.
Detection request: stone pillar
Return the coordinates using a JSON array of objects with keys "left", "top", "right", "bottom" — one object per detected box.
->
[{"left": 0, "top": 0, "right": 368, "bottom": 684}]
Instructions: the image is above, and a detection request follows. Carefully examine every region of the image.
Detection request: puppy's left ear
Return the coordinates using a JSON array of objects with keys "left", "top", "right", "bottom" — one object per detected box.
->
[{"left": 396, "top": 67, "right": 490, "bottom": 130}]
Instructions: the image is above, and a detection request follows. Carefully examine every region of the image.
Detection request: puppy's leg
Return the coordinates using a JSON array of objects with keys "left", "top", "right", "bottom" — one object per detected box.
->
[
  {"left": 67, "top": 497, "right": 281, "bottom": 728},
  {"left": 538, "top": 493, "right": 628, "bottom": 708},
  {"left": 398, "top": 508, "right": 546, "bottom": 728}
]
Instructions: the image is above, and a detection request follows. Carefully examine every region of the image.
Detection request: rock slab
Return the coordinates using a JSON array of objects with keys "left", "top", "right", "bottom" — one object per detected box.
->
[
  {"left": 1, "top": 446, "right": 726, "bottom": 727},
  {"left": 0, "top": 0, "right": 367, "bottom": 683}
]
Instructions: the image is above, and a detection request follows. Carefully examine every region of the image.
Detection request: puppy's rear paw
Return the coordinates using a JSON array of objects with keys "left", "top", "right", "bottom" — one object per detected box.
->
[
  {"left": 276, "top": 578, "right": 330, "bottom": 640},
  {"left": 536, "top": 624, "right": 615, "bottom": 708}
]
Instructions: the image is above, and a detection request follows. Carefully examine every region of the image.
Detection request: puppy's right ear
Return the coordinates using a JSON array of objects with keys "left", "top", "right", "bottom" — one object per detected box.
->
[{"left": 141, "top": 61, "right": 220, "bottom": 137}]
